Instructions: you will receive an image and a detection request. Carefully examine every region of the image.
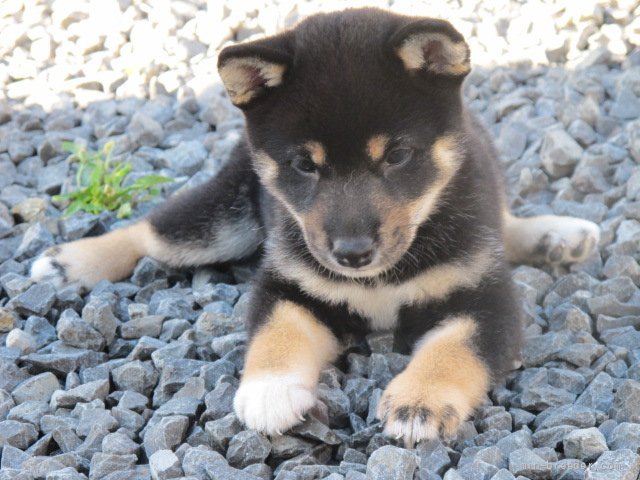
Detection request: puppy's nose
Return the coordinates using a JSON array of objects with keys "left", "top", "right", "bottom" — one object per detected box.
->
[{"left": 332, "top": 237, "right": 375, "bottom": 268}]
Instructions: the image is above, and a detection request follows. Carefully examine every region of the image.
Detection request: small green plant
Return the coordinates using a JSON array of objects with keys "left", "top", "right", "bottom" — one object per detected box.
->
[{"left": 53, "top": 141, "right": 173, "bottom": 219}]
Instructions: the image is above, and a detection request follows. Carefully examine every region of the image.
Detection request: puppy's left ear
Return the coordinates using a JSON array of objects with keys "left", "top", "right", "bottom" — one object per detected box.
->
[
  {"left": 389, "top": 18, "right": 470, "bottom": 79},
  {"left": 217, "top": 33, "right": 293, "bottom": 107}
]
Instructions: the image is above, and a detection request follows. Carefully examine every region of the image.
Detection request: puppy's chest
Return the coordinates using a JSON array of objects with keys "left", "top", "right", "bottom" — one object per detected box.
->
[
  {"left": 319, "top": 283, "right": 408, "bottom": 330},
  {"left": 277, "top": 246, "right": 494, "bottom": 331},
  {"left": 292, "top": 269, "right": 456, "bottom": 331}
]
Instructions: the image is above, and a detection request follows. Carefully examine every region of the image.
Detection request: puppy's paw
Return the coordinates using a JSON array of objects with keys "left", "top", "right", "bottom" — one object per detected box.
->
[
  {"left": 31, "top": 246, "right": 72, "bottom": 288},
  {"left": 234, "top": 373, "right": 317, "bottom": 435},
  {"left": 31, "top": 241, "right": 103, "bottom": 289},
  {"left": 31, "top": 225, "right": 145, "bottom": 289},
  {"left": 535, "top": 217, "right": 600, "bottom": 265},
  {"left": 377, "top": 371, "right": 477, "bottom": 447}
]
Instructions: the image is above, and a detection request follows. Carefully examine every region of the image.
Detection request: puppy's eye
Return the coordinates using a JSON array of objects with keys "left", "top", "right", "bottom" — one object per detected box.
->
[
  {"left": 385, "top": 148, "right": 414, "bottom": 167},
  {"left": 292, "top": 155, "right": 318, "bottom": 175}
]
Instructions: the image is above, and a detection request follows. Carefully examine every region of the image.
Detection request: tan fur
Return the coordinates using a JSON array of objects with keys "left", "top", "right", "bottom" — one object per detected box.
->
[
  {"left": 377, "top": 315, "right": 490, "bottom": 445},
  {"left": 243, "top": 300, "right": 339, "bottom": 383},
  {"left": 447, "top": 62, "right": 472, "bottom": 76},
  {"left": 253, "top": 150, "right": 280, "bottom": 185},
  {"left": 253, "top": 151, "right": 306, "bottom": 228},
  {"left": 366, "top": 134, "right": 389, "bottom": 161},
  {"left": 219, "top": 57, "right": 286, "bottom": 105},
  {"left": 34, "top": 221, "right": 154, "bottom": 288},
  {"left": 396, "top": 32, "right": 470, "bottom": 75},
  {"left": 304, "top": 141, "right": 326, "bottom": 167},
  {"left": 410, "top": 134, "right": 462, "bottom": 223},
  {"left": 270, "top": 243, "right": 496, "bottom": 330},
  {"left": 502, "top": 209, "right": 600, "bottom": 265}
]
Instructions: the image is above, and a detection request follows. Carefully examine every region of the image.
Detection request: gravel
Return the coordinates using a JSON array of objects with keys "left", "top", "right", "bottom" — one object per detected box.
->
[
  {"left": 586, "top": 449, "right": 640, "bottom": 480},
  {"left": 562, "top": 427, "right": 609, "bottom": 462},
  {"left": 367, "top": 446, "right": 419, "bottom": 480},
  {"left": 226, "top": 431, "right": 272, "bottom": 469},
  {"left": 149, "top": 449, "right": 182, "bottom": 480},
  {"left": 11, "top": 372, "right": 60, "bottom": 404},
  {"left": 540, "top": 128, "right": 584, "bottom": 178},
  {"left": 1, "top": 0, "right": 640, "bottom": 479}
]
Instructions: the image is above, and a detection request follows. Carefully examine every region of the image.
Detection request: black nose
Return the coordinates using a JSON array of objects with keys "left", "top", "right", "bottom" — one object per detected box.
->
[{"left": 331, "top": 237, "right": 375, "bottom": 268}]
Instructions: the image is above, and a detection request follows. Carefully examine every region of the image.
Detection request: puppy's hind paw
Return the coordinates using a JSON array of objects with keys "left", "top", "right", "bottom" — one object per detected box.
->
[
  {"left": 29, "top": 222, "right": 152, "bottom": 289},
  {"left": 536, "top": 218, "right": 600, "bottom": 266},
  {"left": 31, "top": 248, "right": 69, "bottom": 288}
]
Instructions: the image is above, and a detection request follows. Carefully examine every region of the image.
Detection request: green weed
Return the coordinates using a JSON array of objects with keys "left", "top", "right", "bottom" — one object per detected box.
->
[{"left": 53, "top": 141, "right": 173, "bottom": 219}]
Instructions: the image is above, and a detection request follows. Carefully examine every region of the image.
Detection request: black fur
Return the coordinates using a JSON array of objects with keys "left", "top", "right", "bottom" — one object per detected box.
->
[{"left": 149, "top": 140, "right": 262, "bottom": 247}]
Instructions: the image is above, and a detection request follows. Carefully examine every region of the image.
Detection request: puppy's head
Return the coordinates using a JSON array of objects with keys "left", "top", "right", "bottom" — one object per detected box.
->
[{"left": 218, "top": 8, "right": 470, "bottom": 278}]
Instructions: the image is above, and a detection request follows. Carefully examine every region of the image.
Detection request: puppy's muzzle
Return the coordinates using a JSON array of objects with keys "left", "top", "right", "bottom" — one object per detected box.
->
[{"left": 331, "top": 236, "right": 375, "bottom": 268}]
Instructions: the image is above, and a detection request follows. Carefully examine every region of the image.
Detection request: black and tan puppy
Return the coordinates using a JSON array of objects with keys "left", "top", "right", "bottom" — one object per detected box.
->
[{"left": 32, "top": 8, "right": 600, "bottom": 445}]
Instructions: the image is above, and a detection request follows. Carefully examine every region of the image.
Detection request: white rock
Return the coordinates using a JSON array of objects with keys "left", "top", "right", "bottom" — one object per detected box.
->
[
  {"left": 5, "top": 329, "right": 37, "bottom": 354},
  {"left": 149, "top": 450, "right": 182, "bottom": 480}
]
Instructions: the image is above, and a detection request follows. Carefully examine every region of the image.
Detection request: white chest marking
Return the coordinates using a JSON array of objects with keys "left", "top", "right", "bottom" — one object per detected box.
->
[{"left": 274, "top": 247, "right": 495, "bottom": 330}]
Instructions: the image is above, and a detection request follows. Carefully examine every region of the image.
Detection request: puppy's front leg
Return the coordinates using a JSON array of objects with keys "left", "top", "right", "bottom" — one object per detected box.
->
[
  {"left": 378, "top": 315, "right": 491, "bottom": 447},
  {"left": 234, "top": 300, "right": 339, "bottom": 435}
]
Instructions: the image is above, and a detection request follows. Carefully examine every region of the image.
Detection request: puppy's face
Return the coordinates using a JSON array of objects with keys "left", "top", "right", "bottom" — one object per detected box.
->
[{"left": 218, "top": 9, "right": 470, "bottom": 277}]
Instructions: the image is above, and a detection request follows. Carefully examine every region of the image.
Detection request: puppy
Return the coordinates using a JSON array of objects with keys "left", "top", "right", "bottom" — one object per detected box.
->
[{"left": 32, "top": 8, "right": 600, "bottom": 446}]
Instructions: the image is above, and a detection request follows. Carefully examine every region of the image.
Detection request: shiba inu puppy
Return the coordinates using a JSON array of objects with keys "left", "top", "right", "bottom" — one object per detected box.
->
[{"left": 32, "top": 8, "right": 600, "bottom": 446}]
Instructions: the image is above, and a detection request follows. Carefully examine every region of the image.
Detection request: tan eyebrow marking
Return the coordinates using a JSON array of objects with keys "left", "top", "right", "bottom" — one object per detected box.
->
[
  {"left": 303, "top": 141, "right": 326, "bottom": 167},
  {"left": 367, "top": 134, "right": 390, "bottom": 161}
]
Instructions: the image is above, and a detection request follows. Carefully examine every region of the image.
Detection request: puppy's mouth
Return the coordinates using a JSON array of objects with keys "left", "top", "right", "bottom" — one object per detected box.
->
[
  {"left": 299, "top": 221, "right": 416, "bottom": 279},
  {"left": 320, "top": 253, "right": 388, "bottom": 278},
  {"left": 305, "top": 240, "right": 406, "bottom": 279}
]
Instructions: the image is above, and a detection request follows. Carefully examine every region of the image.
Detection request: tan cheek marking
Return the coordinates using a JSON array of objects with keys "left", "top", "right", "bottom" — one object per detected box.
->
[
  {"left": 304, "top": 141, "right": 326, "bottom": 167},
  {"left": 367, "top": 134, "right": 389, "bottom": 161},
  {"left": 378, "top": 316, "right": 490, "bottom": 442},
  {"left": 254, "top": 149, "right": 328, "bottom": 259},
  {"left": 407, "top": 134, "right": 462, "bottom": 224},
  {"left": 300, "top": 206, "right": 329, "bottom": 256},
  {"left": 375, "top": 189, "right": 409, "bottom": 230},
  {"left": 243, "top": 300, "right": 339, "bottom": 385},
  {"left": 431, "top": 135, "right": 462, "bottom": 176},
  {"left": 253, "top": 151, "right": 316, "bottom": 246},
  {"left": 253, "top": 151, "right": 279, "bottom": 185},
  {"left": 253, "top": 150, "right": 291, "bottom": 214},
  {"left": 374, "top": 191, "right": 415, "bottom": 267}
]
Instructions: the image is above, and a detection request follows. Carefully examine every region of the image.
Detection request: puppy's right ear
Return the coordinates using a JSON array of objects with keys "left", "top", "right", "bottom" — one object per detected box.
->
[{"left": 217, "top": 33, "right": 293, "bottom": 108}]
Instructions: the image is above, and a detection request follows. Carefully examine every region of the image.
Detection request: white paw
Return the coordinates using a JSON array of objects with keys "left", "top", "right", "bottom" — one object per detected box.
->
[
  {"left": 31, "top": 249, "right": 68, "bottom": 288},
  {"left": 233, "top": 373, "right": 317, "bottom": 435},
  {"left": 539, "top": 217, "right": 600, "bottom": 265},
  {"left": 30, "top": 238, "right": 119, "bottom": 290}
]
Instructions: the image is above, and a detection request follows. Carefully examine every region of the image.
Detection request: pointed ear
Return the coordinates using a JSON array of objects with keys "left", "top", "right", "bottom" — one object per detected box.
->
[
  {"left": 389, "top": 18, "right": 470, "bottom": 78},
  {"left": 217, "top": 34, "right": 293, "bottom": 107}
]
